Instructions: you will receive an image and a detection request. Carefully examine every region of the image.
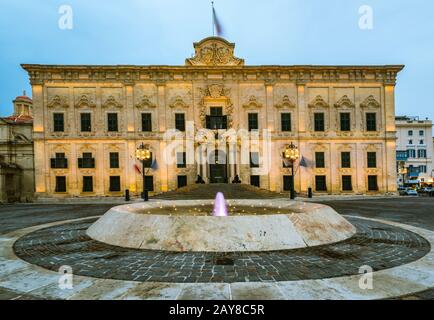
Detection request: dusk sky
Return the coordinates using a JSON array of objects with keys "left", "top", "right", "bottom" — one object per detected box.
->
[{"left": 1, "top": 0, "right": 433, "bottom": 122}]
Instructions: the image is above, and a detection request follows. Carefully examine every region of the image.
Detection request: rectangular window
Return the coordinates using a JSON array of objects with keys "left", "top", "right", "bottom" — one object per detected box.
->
[
  {"left": 248, "top": 113, "right": 259, "bottom": 131},
  {"left": 419, "top": 130, "right": 424, "bottom": 136},
  {"left": 109, "top": 152, "right": 119, "bottom": 169},
  {"left": 314, "top": 113, "right": 325, "bottom": 132},
  {"left": 342, "top": 175, "right": 353, "bottom": 191},
  {"left": 281, "top": 113, "right": 292, "bottom": 132},
  {"left": 177, "top": 152, "right": 186, "bottom": 168},
  {"left": 80, "top": 113, "right": 92, "bottom": 132},
  {"left": 340, "top": 113, "right": 351, "bottom": 131},
  {"left": 82, "top": 176, "right": 93, "bottom": 192},
  {"left": 78, "top": 153, "right": 95, "bottom": 169},
  {"left": 141, "top": 113, "right": 152, "bottom": 132},
  {"left": 315, "top": 176, "right": 327, "bottom": 192},
  {"left": 407, "top": 149, "right": 416, "bottom": 158},
  {"left": 53, "top": 113, "right": 65, "bottom": 132},
  {"left": 367, "top": 152, "right": 377, "bottom": 168},
  {"left": 109, "top": 176, "right": 121, "bottom": 192},
  {"left": 418, "top": 149, "right": 427, "bottom": 158},
  {"left": 419, "top": 165, "right": 427, "bottom": 173},
  {"left": 408, "top": 130, "right": 413, "bottom": 136},
  {"left": 250, "top": 175, "right": 260, "bottom": 188},
  {"left": 55, "top": 176, "right": 66, "bottom": 193},
  {"left": 368, "top": 175, "right": 378, "bottom": 191},
  {"left": 175, "top": 113, "right": 185, "bottom": 132},
  {"left": 144, "top": 176, "right": 154, "bottom": 192},
  {"left": 250, "top": 152, "right": 260, "bottom": 168},
  {"left": 107, "top": 113, "right": 118, "bottom": 132},
  {"left": 315, "top": 152, "right": 325, "bottom": 168},
  {"left": 210, "top": 107, "right": 223, "bottom": 116},
  {"left": 366, "top": 113, "right": 377, "bottom": 131},
  {"left": 51, "top": 153, "right": 68, "bottom": 169},
  {"left": 341, "top": 152, "right": 351, "bottom": 168},
  {"left": 177, "top": 175, "right": 187, "bottom": 189}
]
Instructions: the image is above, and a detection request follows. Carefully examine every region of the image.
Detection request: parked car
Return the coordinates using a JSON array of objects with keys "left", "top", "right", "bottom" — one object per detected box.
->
[{"left": 405, "top": 189, "right": 418, "bottom": 196}]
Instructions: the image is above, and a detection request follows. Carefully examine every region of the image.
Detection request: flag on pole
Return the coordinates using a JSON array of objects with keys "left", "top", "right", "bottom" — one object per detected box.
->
[
  {"left": 151, "top": 159, "right": 159, "bottom": 171},
  {"left": 134, "top": 164, "right": 141, "bottom": 174},
  {"left": 212, "top": 2, "right": 224, "bottom": 37},
  {"left": 299, "top": 156, "right": 310, "bottom": 168}
]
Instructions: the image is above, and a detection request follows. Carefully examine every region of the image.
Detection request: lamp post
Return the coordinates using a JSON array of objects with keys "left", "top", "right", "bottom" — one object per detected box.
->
[
  {"left": 136, "top": 143, "right": 151, "bottom": 201},
  {"left": 284, "top": 142, "right": 300, "bottom": 200}
]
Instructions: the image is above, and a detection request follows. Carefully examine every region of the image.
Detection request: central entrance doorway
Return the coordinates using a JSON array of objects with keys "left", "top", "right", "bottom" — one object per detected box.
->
[
  {"left": 208, "top": 149, "right": 228, "bottom": 184},
  {"left": 209, "top": 164, "right": 227, "bottom": 183}
]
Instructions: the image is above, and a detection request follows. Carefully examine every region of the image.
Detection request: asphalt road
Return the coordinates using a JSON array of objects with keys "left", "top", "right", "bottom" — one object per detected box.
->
[{"left": 0, "top": 197, "right": 433, "bottom": 235}]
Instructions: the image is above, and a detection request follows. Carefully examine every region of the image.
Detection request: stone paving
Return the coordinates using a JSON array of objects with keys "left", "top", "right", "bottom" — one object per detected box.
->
[{"left": 13, "top": 217, "right": 430, "bottom": 283}]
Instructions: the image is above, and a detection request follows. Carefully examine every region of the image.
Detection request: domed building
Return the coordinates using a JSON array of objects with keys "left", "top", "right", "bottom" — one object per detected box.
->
[{"left": 0, "top": 92, "right": 34, "bottom": 203}]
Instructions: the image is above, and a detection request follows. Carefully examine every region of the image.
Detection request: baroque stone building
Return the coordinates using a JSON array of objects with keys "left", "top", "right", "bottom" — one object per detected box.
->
[
  {"left": 0, "top": 93, "right": 34, "bottom": 202},
  {"left": 22, "top": 37, "right": 403, "bottom": 198}
]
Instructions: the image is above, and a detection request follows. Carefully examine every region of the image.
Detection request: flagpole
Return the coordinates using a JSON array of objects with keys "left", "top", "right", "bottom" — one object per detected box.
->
[{"left": 211, "top": 1, "right": 215, "bottom": 36}]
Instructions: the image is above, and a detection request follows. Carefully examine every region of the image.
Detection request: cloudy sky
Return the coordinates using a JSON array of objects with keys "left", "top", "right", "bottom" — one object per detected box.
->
[{"left": 1, "top": 0, "right": 433, "bottom": 122}]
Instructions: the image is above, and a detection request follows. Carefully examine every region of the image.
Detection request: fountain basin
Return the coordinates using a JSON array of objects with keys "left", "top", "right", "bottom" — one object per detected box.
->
[{"left": 86, "top": 200, "right": 356, "bottom": 252}]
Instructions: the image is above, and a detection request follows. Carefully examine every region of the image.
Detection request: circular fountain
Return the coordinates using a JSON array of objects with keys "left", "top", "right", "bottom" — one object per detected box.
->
[{"left": 86, "top": 193, "right": 356, "bottom": 252}]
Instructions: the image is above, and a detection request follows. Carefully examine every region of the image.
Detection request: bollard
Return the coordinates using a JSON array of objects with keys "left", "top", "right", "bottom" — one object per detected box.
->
[
  {"left": 143, "top": 190, "right": 149, "bottom": 202},
  {"left": 125, "top": 189, "right": 130, "bottom": 202},
  {"left": 308, "top": 187, "right": 313, "bottom": 198}
]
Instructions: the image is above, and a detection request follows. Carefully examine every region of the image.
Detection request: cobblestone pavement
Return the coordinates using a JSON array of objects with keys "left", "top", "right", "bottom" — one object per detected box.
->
[{"left": 13, "top": 217, "right": 430, "bottom": 283}]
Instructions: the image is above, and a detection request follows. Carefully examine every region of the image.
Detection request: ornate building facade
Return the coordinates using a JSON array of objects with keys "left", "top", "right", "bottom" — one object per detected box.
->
[
  {"left": 22, "top": 37, "right": 403, "bottom": 198},
  {"left": 0, "top": 93, "right": 34, "bottom": 202}
]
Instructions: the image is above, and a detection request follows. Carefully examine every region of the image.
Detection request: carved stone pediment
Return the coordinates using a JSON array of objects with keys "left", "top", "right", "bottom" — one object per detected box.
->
[
  {"left": 75, "top": 95, "right": 96, "bottom": 108},
  {"left": 48, "top": 95, "right": 69, "bottom": 109},
  {"left": 200, "top": 84, "right": 231, "bottom": 99},
  {"left": 102, "top": 96, "right": 122, "bottom": 108},
  {"left": 360, "top": 95, "right": 381, "bottom": 108},
  {"left": 334, "top": 95, "right": 355, "bottom": 108},
  {"left": 308, "top": 95, "right": 329, "bottom": 108},
  {"left": 185, "top": 37, "right": 244, "bottom": 66},
  {"left": 135, "top": 95, "right": 156, "bottom": 109},
  {"left": 275, "top": 95, "right": 296, "bottom": 109},
  {"left": 243, "top": 96, "right": 263, "bottom": 109},
  {"left": 169, "top": 96, "right": 189, "bottom": 109}
]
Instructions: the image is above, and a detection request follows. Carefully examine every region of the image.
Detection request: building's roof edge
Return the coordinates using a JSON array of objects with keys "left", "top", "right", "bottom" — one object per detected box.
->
[{"left": 21, "top": 64, "right": 405, "bottom": 71}]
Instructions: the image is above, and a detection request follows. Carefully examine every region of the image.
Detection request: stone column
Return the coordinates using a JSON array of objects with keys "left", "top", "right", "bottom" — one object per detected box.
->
[
  {"left": 32, "top": 84, "right": 47, "bottom": 195},
  {"left": 384, "top": 84, "right": 398, "bottom": 193},
  {"left": 228, "top": 142, "right": 236, "bottom": 182},
  {"left": 157, "top": 82, "right": 169, "bottom": 192}
]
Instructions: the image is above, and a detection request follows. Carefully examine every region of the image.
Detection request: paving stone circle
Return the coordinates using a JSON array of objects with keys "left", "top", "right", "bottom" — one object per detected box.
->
[{"left": 13, "top": 217, "right": 431, "bottom": 283}]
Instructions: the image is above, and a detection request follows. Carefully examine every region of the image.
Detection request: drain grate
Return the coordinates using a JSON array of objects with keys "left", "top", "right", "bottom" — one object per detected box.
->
[{"left": 213, "top": 257, "right": 235, "bottom": 266}]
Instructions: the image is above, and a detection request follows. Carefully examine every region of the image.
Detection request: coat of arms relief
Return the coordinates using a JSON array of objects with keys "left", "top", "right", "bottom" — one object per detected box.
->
[{"left": 186, "top": 37, "right": 244, "bottom": 66}]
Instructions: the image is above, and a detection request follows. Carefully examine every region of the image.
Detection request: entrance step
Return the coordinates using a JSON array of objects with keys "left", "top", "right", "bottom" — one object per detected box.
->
[{"left": 153, "top": 184, "right": 287, "bottom": 200}]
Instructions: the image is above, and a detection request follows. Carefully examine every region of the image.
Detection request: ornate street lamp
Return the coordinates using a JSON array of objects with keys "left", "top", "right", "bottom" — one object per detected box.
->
[
  {"left": 284, "top": 142, "right": 300, "bottom": 200},
  {"left": 136, "top": 143, "right": 151, "bottom": 201}
]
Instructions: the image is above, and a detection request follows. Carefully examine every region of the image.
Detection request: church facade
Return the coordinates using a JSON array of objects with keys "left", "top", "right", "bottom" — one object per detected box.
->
[{"left": 22, "top": 37, "right": 403, "bottom": 198}]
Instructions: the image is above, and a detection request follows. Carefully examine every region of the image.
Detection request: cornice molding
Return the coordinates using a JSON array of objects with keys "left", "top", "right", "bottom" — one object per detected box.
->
[
  {"left": 47, "top": 95, "right": 69, "bottom": 109},
  {"left": 243, "top": 96, "right": 263, "bottom": 109},
  {"left": 75, "top": 95, "right": 96, "bottom": 108},
  {"left": 275, "top": 95, "right": 296, "bottom": 109},
  {"left": 169, "top": 96, "right": 189, "bottom": 109},
  {"left": 135, "top": 95, "right": 156, "bottom": 109},
  {"left": 360, "top": 95, "right": 381, "bottom": 108},
  {"left": 102, "top": 96, "right": 122, "bottom": 109},
  {"left": 308, "top": 95, "right": 329, "bottom": 108},
  {"left": 334, "top": 95, "right": 355, "bottom": 108}
]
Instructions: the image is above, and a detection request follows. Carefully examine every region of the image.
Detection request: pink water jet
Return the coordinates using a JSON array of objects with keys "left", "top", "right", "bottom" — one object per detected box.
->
[{"left": 213, "top": 192, "right": 228, "bottom": 217}]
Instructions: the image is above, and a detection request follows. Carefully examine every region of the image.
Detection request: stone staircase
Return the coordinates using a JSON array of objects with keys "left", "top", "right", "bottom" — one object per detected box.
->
[{"left": 153, "top": 184, "right": 287, "bottom": 200}]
